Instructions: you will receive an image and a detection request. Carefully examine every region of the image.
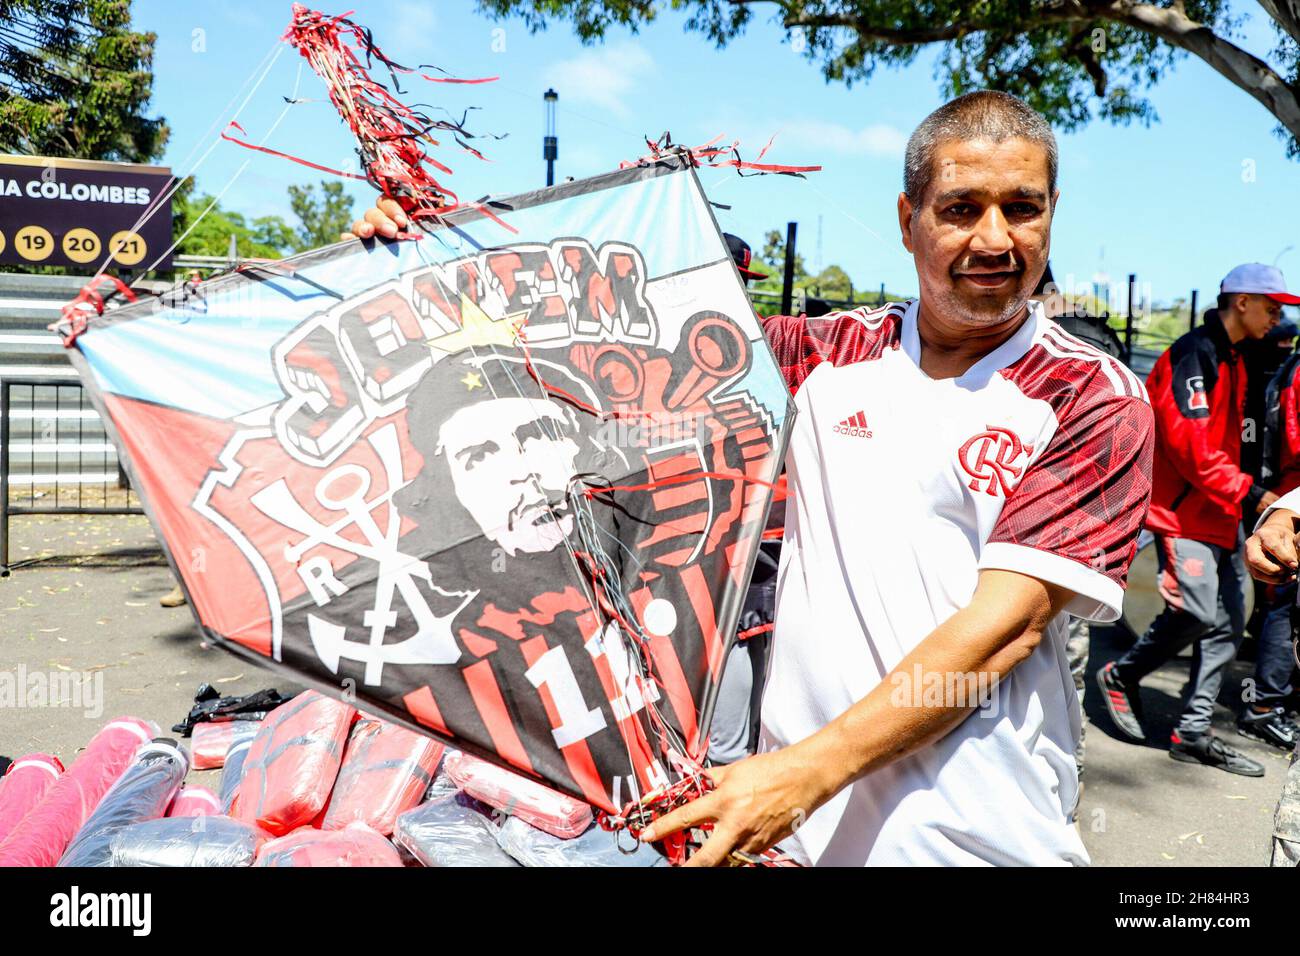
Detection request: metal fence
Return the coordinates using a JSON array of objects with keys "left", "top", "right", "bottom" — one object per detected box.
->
[{"left": 0, "top": 377, "right": 142, "bottom": 573}]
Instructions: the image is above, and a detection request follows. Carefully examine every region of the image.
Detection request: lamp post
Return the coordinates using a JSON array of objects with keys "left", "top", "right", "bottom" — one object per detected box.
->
[{"left": 543, "top": 88, "right": 558, "bottom": 187}]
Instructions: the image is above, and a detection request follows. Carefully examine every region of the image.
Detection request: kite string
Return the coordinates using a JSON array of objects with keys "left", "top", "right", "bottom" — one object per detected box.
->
[
  {"left": 84, "top": 39, "right": 288, "bottom": 284},
  {"left": 54, "top": 40, "right": 296, "bottom": 343},
  {"left": 136, "top": 59, "right": 307, "bottom": 279}
]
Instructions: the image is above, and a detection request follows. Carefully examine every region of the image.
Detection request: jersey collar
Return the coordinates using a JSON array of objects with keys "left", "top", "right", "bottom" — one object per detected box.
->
[{"left": 900, "top": 298, "right": 1044, "bottom": 386}]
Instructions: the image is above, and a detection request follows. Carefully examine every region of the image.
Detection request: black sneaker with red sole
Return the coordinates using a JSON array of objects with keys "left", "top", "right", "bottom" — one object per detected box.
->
[{"left": 1096, "top": 661, "right": 1145, "bottom": 742}]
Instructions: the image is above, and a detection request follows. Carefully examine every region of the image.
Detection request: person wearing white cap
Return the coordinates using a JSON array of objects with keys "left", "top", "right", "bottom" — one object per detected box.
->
[{"left": 1098, "top": 263, "right": 1293, "bottom": 776}]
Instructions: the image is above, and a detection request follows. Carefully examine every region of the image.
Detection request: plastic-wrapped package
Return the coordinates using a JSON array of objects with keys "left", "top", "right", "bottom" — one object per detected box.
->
[
  {"left": 393, "top": 794, "right": 518, "bottom": 867},
  {"left": 167, "top": 786, "right": 221, "bottom": 818},
  {"left": 233, "top": 691, "right": 355, "bottom": 836},
  {"left": 424, "top": 751, "right": 461, "bottom": 802},
  {"left": 108, "top": 815, "right": 266, "bottom": 867},
  {"left": 496, "top": 816, "right": 667, "bottom": 867},
  {"left": 58, "top": 738, "right": 189, "bottom": 867},
  {"left": 191, "top": 720, "right": 261, "bottom": 770},
  {"left": 442, "top": 751, "right": 592, "bottom": 839},
  {"left": 0, "top": 754, "right": 64, "bottom": 842},
  {"left": 253, "top": 824, "right": 402, "bottom": 867},
  {"left": 0, "top": 717, "right": 156, "bottom": 867},
  {"left": 219, "top": 732, "right": 256, "bottom": 813},
  {"left": 319, "top": 717, "right": 443, "bottom": 836}
]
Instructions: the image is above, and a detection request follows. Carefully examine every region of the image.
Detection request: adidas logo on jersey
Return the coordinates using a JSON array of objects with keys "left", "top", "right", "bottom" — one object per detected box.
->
[{"left": 833, "top": 411, "right": 873, "bottom": 438}]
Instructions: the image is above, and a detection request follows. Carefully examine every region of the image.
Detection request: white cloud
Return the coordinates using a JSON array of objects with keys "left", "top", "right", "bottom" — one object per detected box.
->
[
  {"left": 767, "top": 120, "right": 907, "bottom": 158},
  {"left": 543, "top": 43, "right": 655, "bottom": 119}
]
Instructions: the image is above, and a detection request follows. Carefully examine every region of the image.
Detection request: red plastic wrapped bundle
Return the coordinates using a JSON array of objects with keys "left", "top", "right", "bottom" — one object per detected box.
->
[
  {"left": 442, "top": 752, "right": 592, "bottom": 839},
  {"left": 319, "top": 716, "right": 443, "bottom": 836},
  {"left": 253, "top": 824, "right": 402, "bottom": 867},
  {"left": 191, "top": 720, "right": 261, "bottom": 770},
  {"left": 167, "top": 786, "right": 221, "bottom": 818},
  {"left": 0, "top": 717, "right": 155, "bottom": 866},
  {"left": 233, "top": 691, "right": 355, "bottom": 836},
  {"left": 0, "top": 754, "right": 64, "bottom": 842}
]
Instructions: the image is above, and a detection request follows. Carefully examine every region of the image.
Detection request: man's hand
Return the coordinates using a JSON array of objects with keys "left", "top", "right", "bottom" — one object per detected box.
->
[
  {"left": 641, "top": 568, "right": 1072, "bottom": 866},
  {"left": 339, "top": 197, "right": 408, "bottom": 241},
  {"left": 1256, "top": 489, "right": 1281, "bottom": 514},
  {"left": 639, "top": 745, "right": 836, "bottom": 867},
  {"left": 1246, "top": 508, "right": 1300, "bottom": 584}
]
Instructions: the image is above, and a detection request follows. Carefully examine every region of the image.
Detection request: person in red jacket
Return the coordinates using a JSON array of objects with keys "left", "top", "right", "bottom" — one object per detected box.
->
[{"left": 1098, "top": 263, "right": 1295, "bottom": 775}]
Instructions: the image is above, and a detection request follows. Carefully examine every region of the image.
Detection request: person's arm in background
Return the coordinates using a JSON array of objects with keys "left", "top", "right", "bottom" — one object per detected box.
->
[
  {"left": 1273, "top": 357, "right": 1300, "bottom": 493},
  {"left": 1154, "top": 343, "right": 1274, "bottom": 513}
]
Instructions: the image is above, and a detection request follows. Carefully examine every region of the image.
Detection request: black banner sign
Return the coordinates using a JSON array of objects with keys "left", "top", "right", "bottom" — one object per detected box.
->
[{"left": 0, "top": 155, "right": 173, "bottom": 272}]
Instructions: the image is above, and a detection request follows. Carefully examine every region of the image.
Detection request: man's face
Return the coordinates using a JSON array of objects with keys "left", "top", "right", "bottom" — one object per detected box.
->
[
  {"left": 438, "top": 396, "right": 580, "bottom": 556},
  {"left": 899, "top": 137, "right": 1056, "bottom": 329},
  {"left": 1230, "top": 293, "right": 1283, "bottom": 340}
]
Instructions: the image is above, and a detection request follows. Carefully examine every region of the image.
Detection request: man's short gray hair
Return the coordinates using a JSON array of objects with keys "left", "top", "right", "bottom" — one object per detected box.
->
[{"left": 904, "top": 91, "right": 1058, "bottom": 207}]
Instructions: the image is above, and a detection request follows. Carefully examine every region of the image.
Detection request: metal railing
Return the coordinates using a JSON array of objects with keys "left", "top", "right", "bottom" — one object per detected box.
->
[{"left": 1, "top": 377, "right": 142, "bottom": 573}]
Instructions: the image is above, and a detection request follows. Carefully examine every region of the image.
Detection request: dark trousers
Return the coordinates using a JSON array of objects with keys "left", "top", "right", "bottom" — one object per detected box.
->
[
  {"left": 1254, "top": 582, "right": 1297, "bottom": 710},
  {"left": 1115, "top": 533, "right": 1246, "bottom": 737}
]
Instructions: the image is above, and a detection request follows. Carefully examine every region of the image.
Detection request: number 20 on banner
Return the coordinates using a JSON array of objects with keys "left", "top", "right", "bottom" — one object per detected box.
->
[{"left": 0, "top": 226, "right": 147, "bottom": 266}]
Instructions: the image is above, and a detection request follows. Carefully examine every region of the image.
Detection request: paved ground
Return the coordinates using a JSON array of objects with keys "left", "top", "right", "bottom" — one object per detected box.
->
[
  {"left": 1079, "top": 623, "right": 1288, "bottom": 866},
  {"left": 1, "top": 512, "right": 302, "bottom": 796},
  {"left": 0, "top": 512, "right": 1291, "bottom": 864}
]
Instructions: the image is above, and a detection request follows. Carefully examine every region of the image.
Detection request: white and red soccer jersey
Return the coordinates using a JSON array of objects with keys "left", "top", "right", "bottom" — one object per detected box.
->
[{"left": 759, "top": 299, "right": 1154, "bottom": 866}]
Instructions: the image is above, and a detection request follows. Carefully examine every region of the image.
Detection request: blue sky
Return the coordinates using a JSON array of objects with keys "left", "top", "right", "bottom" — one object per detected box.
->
[{"left": 135, "top": 0, "right": 1300, "bottom": 305}]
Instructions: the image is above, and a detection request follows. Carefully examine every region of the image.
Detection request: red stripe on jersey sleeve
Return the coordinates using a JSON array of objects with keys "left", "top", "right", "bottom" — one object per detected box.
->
[
  {"left": 993, "top": 347, "right": 1156, "bottom": 591},
  {"left": 761, "top": 303, "right": 905, "bottom": 395}
]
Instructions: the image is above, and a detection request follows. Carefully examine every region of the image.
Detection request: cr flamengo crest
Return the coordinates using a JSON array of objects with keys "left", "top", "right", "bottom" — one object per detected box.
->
[{"left": 959, "top": 426, "right": 1034, "bottom": 497}]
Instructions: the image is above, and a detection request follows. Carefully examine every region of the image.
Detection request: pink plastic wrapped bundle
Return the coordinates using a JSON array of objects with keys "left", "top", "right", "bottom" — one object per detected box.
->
[
  {"left": 191, "top": 720, "right": 261, "bottom": 770},
  {"left": 167, "top": 786, "right": 221, "bottom": 818},
  {"left": 0, "top": 754, "right": 64, "bottom": 842},
  {"left": 253, "top": 824, "right": 402, "bottom": 867},
  {"left": 59, "top": 738, "right": 190, "bottom": 867},
  {"left": 320, "top": 716, "right": 443, "bottom": 836},
  {"left": 109, "top": 816, "right": 266, "bottom": 867},
  {"left": 442, "top": 751, "right": 592, "bottom": 839},
  {"left": 233, "top": 691, "right": 355, "bottom": 836},
  {"left": 0, "top": 717, "right": 155, "bottom": 867}
]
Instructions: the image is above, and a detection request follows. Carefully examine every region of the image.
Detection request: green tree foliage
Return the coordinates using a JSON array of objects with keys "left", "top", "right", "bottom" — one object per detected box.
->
[
  {"left": 287, "top": 180, "right": 355, "bottom": 252},
  {"left": 172, "top": 180, "right": 296, "bottom": 260},
  {"left": 0, "top": 0, "right": 167, "bottom": 162},
  {"left": 748, "top": 226, "right": 908, "bottom": 303},
  {"left": 478, "top": 0, "right": 1300, "bottom": 156}
]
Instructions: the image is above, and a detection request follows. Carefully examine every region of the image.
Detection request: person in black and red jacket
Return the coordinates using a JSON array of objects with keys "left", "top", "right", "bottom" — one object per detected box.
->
[
  {"left": 1244, "top": 320, "right": 1300, "bottom": 749},
  {"left": 1098, "top": 264, "right": 1297, "bottom": 776}
]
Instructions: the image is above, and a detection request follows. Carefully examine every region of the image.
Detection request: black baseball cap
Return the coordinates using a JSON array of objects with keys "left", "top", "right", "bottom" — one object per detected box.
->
[{"left": 724, "top": 233, "right": 768, "bottom": 281}]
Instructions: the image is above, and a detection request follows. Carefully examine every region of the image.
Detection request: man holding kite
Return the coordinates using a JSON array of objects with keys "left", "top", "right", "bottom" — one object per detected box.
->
[{"left": 347, "top": 90, "right": 1155, "bottom": 867}]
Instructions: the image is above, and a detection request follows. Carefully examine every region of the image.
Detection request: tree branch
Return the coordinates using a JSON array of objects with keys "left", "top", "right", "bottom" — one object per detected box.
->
[
  {"left": 1110, "top": 0, "right": 1300, "bottom": 142},
  {"left": 769, "top": 0, "right": 1300, "bottom": 143},
  {"left": 778, "top": 2, "right": 1094, "bottom": 43},
  {"left": 1253, "top": 0, "right": 1300, "bottom": 48},
  {"left": 1066, "top": 26, "right": 1109, "bottom": 96}
]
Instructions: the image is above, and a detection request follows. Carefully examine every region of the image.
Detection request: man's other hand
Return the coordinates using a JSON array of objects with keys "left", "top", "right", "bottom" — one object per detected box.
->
[
  {"left": 1246, "top": 508, "right": 1300, "bottom": 584},
  {"left": 339, "top": 197, "right": 408, "bottom": 240}
]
